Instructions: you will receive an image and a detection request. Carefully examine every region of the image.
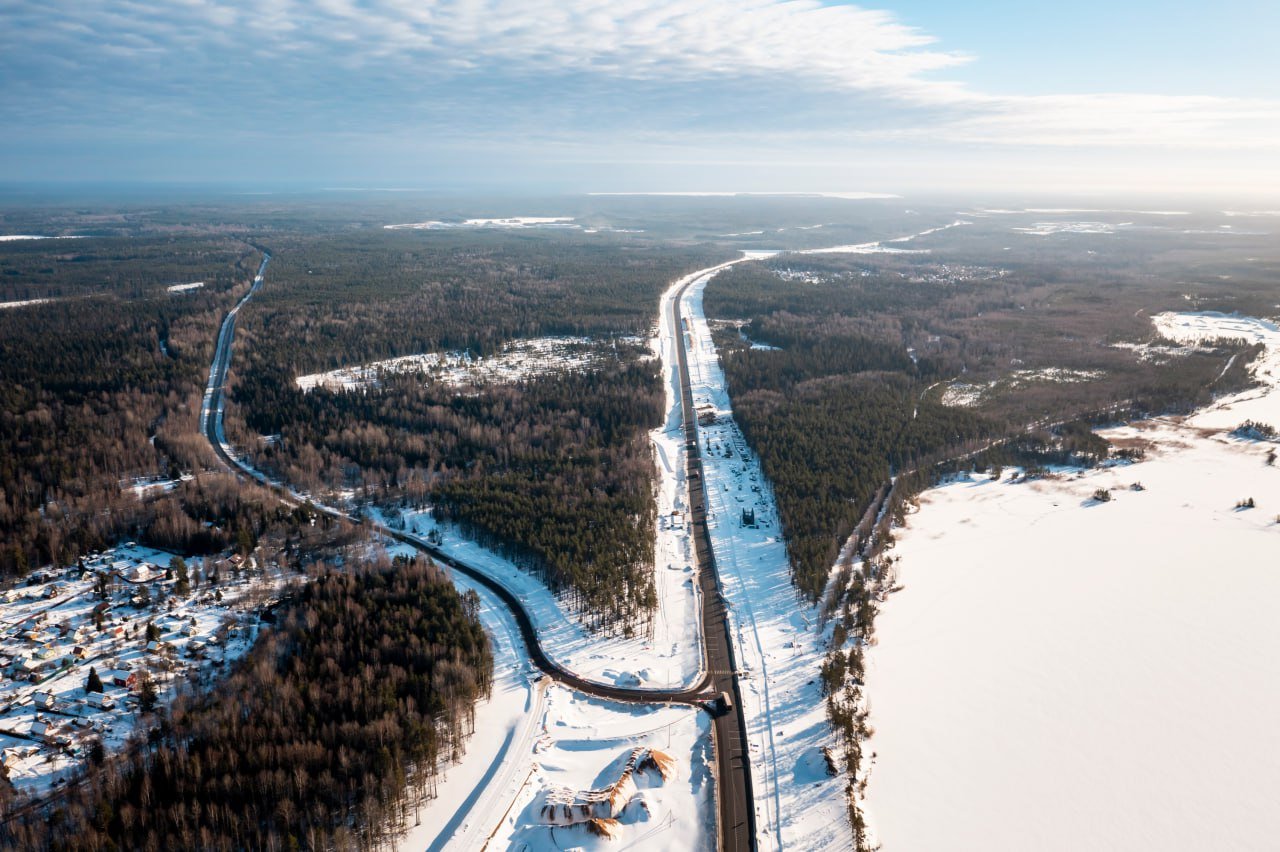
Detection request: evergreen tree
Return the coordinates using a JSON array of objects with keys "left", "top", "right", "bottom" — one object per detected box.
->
[
  {"left": 137, "top": 672, "right": 158, "bottom": 712},
  {"left": 171, "top": 556, "right": 191, "bottom": 597}
]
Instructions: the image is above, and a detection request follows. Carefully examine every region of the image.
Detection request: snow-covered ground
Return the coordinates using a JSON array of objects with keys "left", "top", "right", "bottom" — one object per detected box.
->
[
  {"left": 678, "top": 268, "right": 851, "bottom": 852},
  {"left": 1012, "top": 219, "right": 1265, "bottom": 237},
  {"left": 375, "top": 508, "right": 704, "bottom": 691},
  {"left": 806, "top": 219, "right": 969, "bottom": 253},
  {"left": 1152, "top": 311, "right": 1280, "bottom": 429},
  {"left": 650, "top": 284, "right": 709, "bottom": 686},
  {"left": 0, "top": 235, "right": 85, "bottom": 241},
  {"left": 940, "top": 367, "right": 1106, "bottom": 408},
  {"left": 487, "top": 685, "right": 713, "bottom": 851},
  {"left": 121, "top": 473, "right": 194, "bottom": 497},
  {"left": 387, "top": 558, "right": 546, "bottom": 852},
  {"left": 864, "top": 310, "right": 1280, "bottom": 850},
  {"left": 166, "top": 281, "right": 205, "bottom": 293},
  {"left": 386, "top": 544, "right": 710, "bottom": 852},
  {"left": 296, "top": 336, "right": 633, "bottom": 392},
  {"left": 384, "top": 217, "right": 579, "bottom": 230},
  {"left": 1015, "top": 220, "right": 1120, "bottom": 235},
  {"left": 0, "top": 299, "right": 52, "bottom": 310}
]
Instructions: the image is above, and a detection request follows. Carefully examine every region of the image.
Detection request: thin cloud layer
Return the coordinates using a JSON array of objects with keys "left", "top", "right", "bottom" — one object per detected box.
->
[{"left": 1, "top": 0, "right": 1277, "bottom": 183}]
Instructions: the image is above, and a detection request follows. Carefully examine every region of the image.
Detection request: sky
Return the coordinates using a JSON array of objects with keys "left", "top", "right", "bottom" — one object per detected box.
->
[{"left": 1, "top": 0, "right": 1278, "bottom": 198}]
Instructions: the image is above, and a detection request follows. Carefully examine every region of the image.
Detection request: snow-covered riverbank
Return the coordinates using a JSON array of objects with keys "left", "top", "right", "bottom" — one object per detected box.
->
[{"left": 864, "top": 311, "right": 1280, "bottom": 850}]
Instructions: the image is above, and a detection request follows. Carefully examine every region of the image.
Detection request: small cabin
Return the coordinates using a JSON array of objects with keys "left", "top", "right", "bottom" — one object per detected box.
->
[
  {"left": 109, "top": 671, "right": 136, "bottom": 690},
  {"left": 31, "top": 718, "right": 60, "bottom": 743},
  {"left": 86, "top": 691, "right": 115, "bottom": 710}
]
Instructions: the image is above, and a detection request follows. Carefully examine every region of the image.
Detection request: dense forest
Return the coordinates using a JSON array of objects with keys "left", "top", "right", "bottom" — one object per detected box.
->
[
  {"left": 704, "top": 239, "right": 1264, "bottom": 600},
  {"left": 0, "top": 556, "right": 493, "bottom": 852},
  {"left": 0, "top": 238, "right": 270, "bottom": 578},
  {"left": 226, "top": 231, "right": 731, "bottom": 628},
  {"left": 0, "top": 237, "right": 253, "bottom": 302}
]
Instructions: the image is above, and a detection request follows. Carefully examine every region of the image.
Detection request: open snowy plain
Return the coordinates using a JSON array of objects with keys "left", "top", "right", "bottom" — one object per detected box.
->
[{"left": 865, "top": 311, "right": 1280, "bottom": 850}]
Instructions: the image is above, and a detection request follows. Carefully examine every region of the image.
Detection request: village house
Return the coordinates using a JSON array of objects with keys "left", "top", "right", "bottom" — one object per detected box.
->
[
  {"left": 31, "top": 717, "right": 60, "bottom": 744},
  {"left": 85, "top": 691, "right": 115, "bottom": 710},
  {"left": 107, "top": 671, "right": 136, "bottom": 690}
]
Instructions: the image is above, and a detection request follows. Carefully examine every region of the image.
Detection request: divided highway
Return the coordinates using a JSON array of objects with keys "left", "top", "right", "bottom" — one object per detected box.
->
[
  {"left": 668, "top": 267, "right": 758, "bottom": 852},
  {"left": 200, "top": 252, "right": 759, "bottom": 851}
]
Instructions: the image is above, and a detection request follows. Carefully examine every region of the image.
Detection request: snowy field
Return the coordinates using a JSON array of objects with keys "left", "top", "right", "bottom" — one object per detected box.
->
[
  {"left": 865, "top": 310, "right": 1280, "bottom": 850},
  {"left": 295, "top": 336, "right": 632, "bottom": 392},
  {"left": 940, "top": 367, "right": 1106, "bottom": 408},
  {"left": 1010, "top": 218, "right": 1264, "bottom": 237},
  {"left": 384, "top": 217, "right": 579, "bottom": 230},
  {"left": 485, "top": 686, "right": 712, "bottom": 851},
  {"left": 166, "top": 281, "right": 205, "bottom": 293},
  {"left": 0, "top": 299, "right": 52, "bottom": 310},
  {"left": 1153, "top": 311, "right": 1280, "bottom": 429}
]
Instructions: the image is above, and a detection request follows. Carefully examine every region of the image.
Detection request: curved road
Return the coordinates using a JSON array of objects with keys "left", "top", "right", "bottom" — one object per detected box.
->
[{"left": 199, "top": 252, "right": 757, "bottom": 850}]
